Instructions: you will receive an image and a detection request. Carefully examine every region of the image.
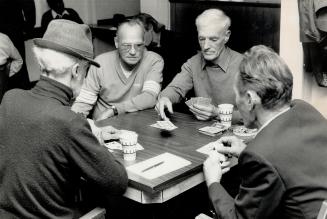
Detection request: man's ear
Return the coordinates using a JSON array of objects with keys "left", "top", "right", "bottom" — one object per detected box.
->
[
  {"left": 71, "top": 63, "right": 79, "bottom": 79},
  {"left": 246, "top": 90, "right": 261, "bottom": 110},
  {"left": 114, "top": 36, "right": 118, "bottom": 49},
  {"left": 224, "top": 30, "right": 231, "bottom": 44}
]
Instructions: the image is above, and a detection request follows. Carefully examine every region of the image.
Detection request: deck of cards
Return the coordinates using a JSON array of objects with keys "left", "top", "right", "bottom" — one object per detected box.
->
[{"left": 151, "top": 120, "right": 178, "bottom": 131}]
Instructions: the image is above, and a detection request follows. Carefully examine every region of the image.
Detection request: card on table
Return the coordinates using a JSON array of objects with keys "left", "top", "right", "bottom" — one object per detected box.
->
[
  {"left": 198, "top": 126, "right": 225, "bottom": 136},
  {"left": 104, "top": 141, "right": 144, "bottom": 151},
  {"left": 150, "top": 120, "right": 178, "bottom": 131}
]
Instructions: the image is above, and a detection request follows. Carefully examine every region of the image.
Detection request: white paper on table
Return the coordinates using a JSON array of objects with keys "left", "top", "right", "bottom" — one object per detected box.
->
[
  {"left": 196, "top": 142, "right": 215, "bottom": 155},
  {"left": 127, "top": 152, "right": 191, "bottom": 180}
]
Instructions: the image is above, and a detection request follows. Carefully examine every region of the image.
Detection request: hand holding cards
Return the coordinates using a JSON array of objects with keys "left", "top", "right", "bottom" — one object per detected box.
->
[{"left": 186, "top": 97, "right": 212, "bottom": 108}]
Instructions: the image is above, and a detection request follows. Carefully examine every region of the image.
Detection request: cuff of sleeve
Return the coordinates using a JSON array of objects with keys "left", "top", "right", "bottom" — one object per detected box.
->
[
  {"left": 208, "top": 182, "right": 234, "bottom": 216},
  {"left": 115, "top": 103, "right": 126, "bottom": 115}
]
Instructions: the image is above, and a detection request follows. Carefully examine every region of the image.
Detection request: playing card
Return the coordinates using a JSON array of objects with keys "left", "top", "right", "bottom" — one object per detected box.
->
[
  {"left": 104, "top": 141, "right": 144, "bottom": 151},
  {"left": 196, "top": 97, "right": 212, "bottom": 107},
  {"left": 185, "top": 99, "right": 192, "bottom": 107},
  {"left": 156, "top": 120, "right": 178, "bottom": 131}
]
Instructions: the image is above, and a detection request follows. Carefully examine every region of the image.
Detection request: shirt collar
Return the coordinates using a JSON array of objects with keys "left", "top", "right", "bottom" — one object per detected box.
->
[
  {"left": 31, "top": 75, "right": 73, "bottom": 106},
  {"left": 51, "top": 9, "right": 69, "bottom": 18},
  {"left": 201, "top": 46, "right": 230, "bottom": 72},
  {"left": 256, "top": 106, "right": 291, "bottom": 135}
]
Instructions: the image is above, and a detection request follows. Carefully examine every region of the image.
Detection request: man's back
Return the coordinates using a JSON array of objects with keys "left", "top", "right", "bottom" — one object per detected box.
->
[
  {"left": 0, "top": 77, "right": 128, "bottom": 218},
  {"left": 242, "top": 100, "right": 327, "bottom": 218}
]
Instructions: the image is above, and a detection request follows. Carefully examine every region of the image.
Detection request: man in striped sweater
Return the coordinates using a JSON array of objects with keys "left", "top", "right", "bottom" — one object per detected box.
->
[{"left": 72, "top": 19, "right": 164, "bottom": 121}]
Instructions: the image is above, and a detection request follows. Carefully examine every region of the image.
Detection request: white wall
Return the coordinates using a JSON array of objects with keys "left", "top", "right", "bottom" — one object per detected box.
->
[
  {"left": 140, "top": 0, "right": 170, "bottom": 30},
  {"left": 280, "top": 0, "right": 327, "bottom": 117}
]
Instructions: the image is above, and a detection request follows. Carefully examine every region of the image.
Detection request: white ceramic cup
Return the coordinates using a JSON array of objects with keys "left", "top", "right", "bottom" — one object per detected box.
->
[{"left": 218, "top": 104, "right": 234, "bottom": 128}]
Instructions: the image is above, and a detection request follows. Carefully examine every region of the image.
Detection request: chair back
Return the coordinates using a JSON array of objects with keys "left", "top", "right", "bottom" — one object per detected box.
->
[{"left": 317, "top": 201, "right": 327, "bottom": 219}]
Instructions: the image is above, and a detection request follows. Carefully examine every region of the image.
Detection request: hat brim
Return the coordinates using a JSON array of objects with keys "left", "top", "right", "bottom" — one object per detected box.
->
[{"left": 33, "top": 38, "right": 100, "bottom": 68}]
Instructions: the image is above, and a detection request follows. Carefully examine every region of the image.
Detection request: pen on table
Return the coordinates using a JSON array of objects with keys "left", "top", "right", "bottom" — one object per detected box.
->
[{"left": 141, "top": 161, "right": 164, "bottom": 173}]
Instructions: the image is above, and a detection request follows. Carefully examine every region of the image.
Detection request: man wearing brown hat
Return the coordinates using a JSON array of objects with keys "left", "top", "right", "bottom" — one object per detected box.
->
[{"left": 0, "top": 19, "right": 128, "bottom": 218}]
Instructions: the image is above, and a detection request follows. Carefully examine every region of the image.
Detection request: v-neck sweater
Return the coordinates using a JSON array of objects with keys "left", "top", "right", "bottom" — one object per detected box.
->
[{"left": 72, "top": 50, "right": 163, "bottom": 119}]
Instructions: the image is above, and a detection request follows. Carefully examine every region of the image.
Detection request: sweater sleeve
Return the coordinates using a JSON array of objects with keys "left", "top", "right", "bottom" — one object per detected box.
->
[
  {"left": 67, "top": 116, "right": 128, "bottom": 195},
  {"left": 0, "top": 34, "right": 23, "bottom": 77},
  {"left": 159, "top": 58, "right": 194, "bottom": 104},
  {"left": 115, "top": 56, "right": 164, "bottom": 114},
  {"left": 208, "top": 151, "right": 285, "bottom": 219},
  {"left": 71, "top": 66, "right": 101, "bottom": 117}
]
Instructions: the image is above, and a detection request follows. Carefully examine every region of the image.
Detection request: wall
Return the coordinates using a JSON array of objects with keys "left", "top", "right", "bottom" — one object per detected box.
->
[
  {"left": 280, "top": 0, "right": 327, "bottom": 117},
  {"left": 140, "top": 0, "right": 170, "bottom": 29}
]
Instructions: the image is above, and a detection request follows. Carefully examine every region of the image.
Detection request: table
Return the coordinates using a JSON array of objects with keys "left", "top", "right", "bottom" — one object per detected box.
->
[{"left": 97, "top": 109, "right": 225, "bottom": 204}]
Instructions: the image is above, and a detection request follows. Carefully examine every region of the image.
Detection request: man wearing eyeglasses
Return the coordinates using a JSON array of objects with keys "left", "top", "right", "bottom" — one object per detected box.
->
[{"left": 72, "top": 19, "right": 164, "bottom": 121}]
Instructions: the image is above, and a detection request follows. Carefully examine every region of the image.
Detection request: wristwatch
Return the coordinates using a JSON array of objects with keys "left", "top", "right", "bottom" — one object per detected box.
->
[{"left": 111, "top": 105, "right": 118, "bottom": 116}]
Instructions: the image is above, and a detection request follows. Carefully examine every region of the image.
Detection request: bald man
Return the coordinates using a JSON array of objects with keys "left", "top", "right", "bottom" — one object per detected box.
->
[
  {"left": 156, "top": 9, "right": 243, "bottom": 122},
  {"left": 72, "top": 19, "right": 164, "bottom": 121}
]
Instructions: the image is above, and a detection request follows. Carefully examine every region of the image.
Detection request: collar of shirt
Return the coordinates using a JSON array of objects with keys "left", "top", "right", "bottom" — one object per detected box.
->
[
  {"left": 256, "top": 106, "right": 291, "bottom": 135},
  {"left": 200, "top": 46, "right": 231, "bottom": 72},
  {"left": 51, "top": 9, "right": 70, "bottom": 19},
  {"left": 32, "top": 75, "right": 73, "bottom": 106}
]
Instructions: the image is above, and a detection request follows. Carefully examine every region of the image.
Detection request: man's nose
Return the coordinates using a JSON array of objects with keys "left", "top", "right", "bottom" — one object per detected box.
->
[
  {"left": 129, "top": 45, "right": 136, "bottom": 55},
  {"left": 203, "top": 39, "right": 210, "bottom": 50}
]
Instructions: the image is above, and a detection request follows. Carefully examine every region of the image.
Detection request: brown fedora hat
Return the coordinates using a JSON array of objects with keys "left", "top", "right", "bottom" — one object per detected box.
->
[{"left": 34, "top": 19, "right": 100, "bottom": 67}]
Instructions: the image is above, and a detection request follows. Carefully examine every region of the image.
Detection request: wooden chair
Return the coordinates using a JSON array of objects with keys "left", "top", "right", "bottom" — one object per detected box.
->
[
  {"left": 79, "top": 207, "right": 106, "bottom": 219},
  {"left": 317, "top": 201, "right": 327, "bottom": 219}
]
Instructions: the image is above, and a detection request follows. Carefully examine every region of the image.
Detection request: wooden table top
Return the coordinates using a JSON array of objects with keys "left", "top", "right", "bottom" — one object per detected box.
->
[{"left": 97, "top": 109, "right": 222, "bottom": 195}]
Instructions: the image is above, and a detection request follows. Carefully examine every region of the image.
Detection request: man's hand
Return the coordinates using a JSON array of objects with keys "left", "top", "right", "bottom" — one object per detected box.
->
[
  {"left": 203, "top": 150, "right": 231, "bottom": 187},
  {"left": 101, "top": 126, "right": 121, "bottom": 141},
  {"left": 214, "top": 136, "right": 247, "bottom": 158},
  {"left": 95, "top": 108, "right": 115, "bottom": 121},
  {"left": 189, "top": 104, "right": 218, "bottom": 121},
  {"left": 155, "top": 96, "right": 173, "bottom": 120}
]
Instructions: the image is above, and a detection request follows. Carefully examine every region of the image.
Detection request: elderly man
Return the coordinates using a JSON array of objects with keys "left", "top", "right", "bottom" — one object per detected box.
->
[
  {"left": 72, "top": 19, "right": 163, "bottom": 121},
  {"left": 199, "top": 45, "right": 327, "bottom": 219},
  {"left": 156, "top": 8, "right": 243, "bottom": 121},
  {"left": 0, "top": 20, "right": 128, "bottom": 218}
]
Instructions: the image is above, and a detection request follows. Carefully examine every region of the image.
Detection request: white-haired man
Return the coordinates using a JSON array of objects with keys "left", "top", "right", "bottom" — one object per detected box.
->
[
  {"left": 156, "top": 8, "right": 243, "bottom": 122},
  {"left": 0, "top": 20, "right": 128, "bottom": 218},
  {"left": 72, "top": 19, "right": 164, "bottom": 121}
]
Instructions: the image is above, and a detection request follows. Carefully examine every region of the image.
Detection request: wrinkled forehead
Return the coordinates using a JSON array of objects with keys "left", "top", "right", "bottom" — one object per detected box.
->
[{"left": 117, "top": 25, "right": 144, "bottom": 44}]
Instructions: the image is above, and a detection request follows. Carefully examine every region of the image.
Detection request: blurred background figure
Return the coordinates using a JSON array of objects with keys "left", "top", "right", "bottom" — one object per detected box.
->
[
  {"left": 0, "top": 0, "right": 35, "bottom": 90},
  {"left": 0, "top": 33, "right": 23, "bottom": 102},
  {"left": 41, "top": 0, "right": 83, "bottom": 35}
]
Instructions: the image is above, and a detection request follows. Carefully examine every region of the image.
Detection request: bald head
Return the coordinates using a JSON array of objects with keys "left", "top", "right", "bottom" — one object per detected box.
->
[{"left": 195, "top": 9, "right": 231, "bottom": 31}]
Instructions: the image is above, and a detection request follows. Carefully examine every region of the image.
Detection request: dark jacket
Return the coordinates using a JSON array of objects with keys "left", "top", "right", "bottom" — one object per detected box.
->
[
  {"left": 41, "top": 8, "right": 83, "bottom": 35},
  {"left": 209, "top": 99, "right": 327, "bottom": 219},
  {"left": 0, "top": 76, "right": 128, "bottom": 219}
]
